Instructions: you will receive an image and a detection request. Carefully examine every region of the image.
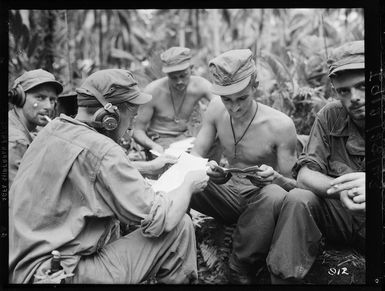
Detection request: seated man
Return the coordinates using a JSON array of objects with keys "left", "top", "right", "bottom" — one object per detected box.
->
[
  {"left": 265, "top": 40, "right": 365, "bottom": 284},
  {"left": 189, "top": 49, "right": 298, "bottom": 283},
  {"left": 8, "top": 69, "right": 63, "bottom": 187},
  {"left": 9, "top": 69, "right": 209, "bottom": 284},
  {"left": 133, "top": 46, "right": 216, "bottom": 155}
]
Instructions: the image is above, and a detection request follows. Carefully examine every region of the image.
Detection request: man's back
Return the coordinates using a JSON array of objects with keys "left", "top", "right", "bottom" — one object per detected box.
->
[{"left": 9, "top": 115, "right": 148, "bottom": 283}]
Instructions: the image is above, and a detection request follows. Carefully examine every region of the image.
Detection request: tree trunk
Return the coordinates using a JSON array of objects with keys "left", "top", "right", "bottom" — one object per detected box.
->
[
  {"left": 211, "top": 9, "right": 220, "bottom": 56},
  {"left": 195, "top": 9, "right": 201, "bottom": 48},
  {"left": 178, "top": 9, "right": 185, "bottom": 47},
  {"left": 95, "top": 10, "right": 103, "bottom": 67},
  {"left": 43, "top": 10, "right": 55, "bottom": 72}
]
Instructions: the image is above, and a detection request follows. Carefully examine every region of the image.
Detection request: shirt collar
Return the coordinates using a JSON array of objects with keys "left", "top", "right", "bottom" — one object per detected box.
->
[
  {"left": 329, "top": 107, "right": 364, "bottom": 156},
  {"left": 59, "top": 114, "right": 97, "bottom": 132}
]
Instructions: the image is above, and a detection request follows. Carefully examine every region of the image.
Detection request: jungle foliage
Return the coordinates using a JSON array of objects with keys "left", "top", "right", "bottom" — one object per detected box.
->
[{"left": 9, "top": 9, "right": 363, "bottom": 134}]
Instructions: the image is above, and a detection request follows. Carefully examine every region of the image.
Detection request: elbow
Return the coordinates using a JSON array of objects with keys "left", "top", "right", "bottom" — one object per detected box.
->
[
  {"left": 296, "top": 179, "right": 307, "bottom": 190},
  {"left": 164, "top": 223, "right": 173, "bottom": 233},
  {"left": 164, "top": 220, "right": 177, "bottom": 233}
]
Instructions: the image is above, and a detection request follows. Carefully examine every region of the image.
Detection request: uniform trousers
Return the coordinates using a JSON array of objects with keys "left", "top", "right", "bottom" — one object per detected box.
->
[
  {"left": 190, "top": 181, "right": 288, "bottom": 275},
  {"left": 267, "top": 188, "right": 365, "bottom": 281},
  {"left": 68, "top": 214, "right": 197, "bottom": 284}
]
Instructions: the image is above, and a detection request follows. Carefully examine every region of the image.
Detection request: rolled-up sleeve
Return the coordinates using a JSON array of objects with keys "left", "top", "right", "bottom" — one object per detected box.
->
[
  {"left": 292, "top": 115, "right": 330, "bottom": 178},
  {"left": 140, "top": 191, "right": 172, "bottom": 237},
  {"left": 96, "top": 145, "right": 171, "bottom": 237}
]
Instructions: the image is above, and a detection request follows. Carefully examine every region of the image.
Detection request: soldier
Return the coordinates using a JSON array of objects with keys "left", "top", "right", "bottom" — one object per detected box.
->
[
  {"left": 9, "top": 69, "right": 208, "bottom": 284},
  {"left": 190, "top": 49, "right": 298, "bottom": 283},
  {"left": 267, "top": 40, "right": 365, "bottom": 284},
  {"left": 8, "top": 69, "right": 63, "bottom": 187},
  {"left": 133, "top": 46, "right": 216, "bottom": 155}
]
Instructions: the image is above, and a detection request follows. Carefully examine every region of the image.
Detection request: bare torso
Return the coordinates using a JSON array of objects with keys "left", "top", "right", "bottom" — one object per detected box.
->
[
  {"left": 212, "top": 98, "right": 292, "bottom": 170},
  {"left": 146, "top": 75, "right": 211, "bottom": 123}
]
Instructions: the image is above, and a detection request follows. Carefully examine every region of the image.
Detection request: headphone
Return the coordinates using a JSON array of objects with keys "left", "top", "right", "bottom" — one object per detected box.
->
[
  {"left": 8, "top": 84, "right": 26, "bottom": 107},
  {"left": 86, "top": 86, "right": 120, "bottom": 131}
]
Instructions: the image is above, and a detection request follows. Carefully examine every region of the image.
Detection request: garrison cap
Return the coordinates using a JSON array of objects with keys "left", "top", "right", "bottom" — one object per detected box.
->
[
  {"left": 327, "top": 40, "right": 364, "bottom": 77},
  {"left": 76, "top": 69, "right": 152, "bottom": 107},
  {"left": 208, "top": 49, "right": 256, "bottom": 95},
  {"left": 13, "top": 69, "right": 63, "bottom": 94},
  {"left": 161, "top": 47, "right": 192, "bottom": 74}
]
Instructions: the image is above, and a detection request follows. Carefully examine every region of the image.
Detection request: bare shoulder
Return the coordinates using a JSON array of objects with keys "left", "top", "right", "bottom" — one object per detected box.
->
[
  {"left": 259, "top": 103, "right": 296, "bottom": 132},
  {"left": 144, "top": 77, "right": 168, "bottom": 94},
  {"left": 206, "top": 96, "right": 226, "bottom": 119},
  {"left": 189, "top": 75, "right": 212, "bottom": 92}
]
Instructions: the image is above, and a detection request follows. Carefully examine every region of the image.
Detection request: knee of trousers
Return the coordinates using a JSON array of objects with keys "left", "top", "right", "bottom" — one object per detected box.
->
[
  {"left": 174, "top": 214, "right": 195, "bottom": 238},
  {"left": 286, "top": 188, "right": 319, "bottom": 206},
  {"left": 259, "top": 184, "right": 288, "bottom": 205}
]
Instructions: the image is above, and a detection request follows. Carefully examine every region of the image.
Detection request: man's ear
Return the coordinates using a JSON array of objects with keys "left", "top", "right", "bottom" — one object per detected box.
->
[
  {"left": 252, "top": 80, "right": 259, "bottom": 91},
  {"left": 330, "top": 80, "right": 336, "bottom": 92}
]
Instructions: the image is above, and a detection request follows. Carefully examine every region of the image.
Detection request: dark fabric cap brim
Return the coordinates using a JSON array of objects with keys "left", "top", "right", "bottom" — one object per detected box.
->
[
  {"left": 24, "top": 80, "right": 63, "bottom": 95},
  {"left": 328, "top": 63, "right": 365, "bottom": 77},
  {"left": 162, "top": 62, "right": 191, "bottom": 74},
  {"left": 210, "top": 76, "right": 251, "bottom": 95}
]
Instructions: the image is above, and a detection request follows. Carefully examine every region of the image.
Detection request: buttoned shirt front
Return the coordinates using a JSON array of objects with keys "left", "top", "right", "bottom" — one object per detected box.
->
[{"left": 293, "top": 101, "right": 365, "bottom": 178}]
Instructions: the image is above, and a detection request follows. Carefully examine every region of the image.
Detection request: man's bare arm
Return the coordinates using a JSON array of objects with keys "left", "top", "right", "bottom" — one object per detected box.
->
[
  {"left": 272, "top": 119, "right": 298, "bottom": 191},
  {"left": 190, "top": 99, "right": 218, "bottom": 158},
  {"left": 133, "top": 102, "right": 163, "bottom": 152},
  {"left": 297, "top": 166, "right": 339, "bottom": 198}
]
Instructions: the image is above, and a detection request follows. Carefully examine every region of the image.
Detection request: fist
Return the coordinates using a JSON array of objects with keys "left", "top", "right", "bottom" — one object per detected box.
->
[{"left": 206, "top": 160, "right": 231, "bottom": 185}]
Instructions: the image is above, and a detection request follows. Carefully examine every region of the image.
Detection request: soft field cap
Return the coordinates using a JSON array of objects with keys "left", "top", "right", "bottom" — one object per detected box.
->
[
  {"left": 13, "top": 69, "right": 63, "bottom": 94},
  {"left": 209, "top": 49, "right": 256, "bottom": 95},
  {"left": 327, "top": 40, "right": 364, "bottom": 77},
  {"left": 161, "top": 47, "right": 192, "bottom": 73},
  {"left": 75, "top": 69, "right": 152, "bottom": 107}
]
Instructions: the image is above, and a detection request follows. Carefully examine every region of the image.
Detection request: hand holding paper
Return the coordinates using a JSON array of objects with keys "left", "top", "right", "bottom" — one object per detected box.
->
[
  {"left": 244, "top": 164, "right": 276, "bottom": 187},
  {"left": 207, "top": 161, "right": 232, "bottom": 185},
  {"left": 152, "top": 152, "right": 208, "bottom": 193},
  {"left": 150, "top": 137, "right": 196, "bottom": 159}
]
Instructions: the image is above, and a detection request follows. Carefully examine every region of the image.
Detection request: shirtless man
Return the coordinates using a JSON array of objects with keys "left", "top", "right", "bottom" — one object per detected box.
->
[
  {"left": 190, "top": 49, "right": 298, "bottom": 283},
  {"left": 133, "top": 47, "right": 216, "bottom": 155}
]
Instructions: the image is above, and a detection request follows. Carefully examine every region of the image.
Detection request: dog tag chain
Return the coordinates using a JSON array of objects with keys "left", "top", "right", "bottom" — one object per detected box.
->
[
  {"left": 169, "top": 86, "right": 187, "bottom": 123},
  {"left": 230, "top": 103, "right": 258, "bottom": 159}
]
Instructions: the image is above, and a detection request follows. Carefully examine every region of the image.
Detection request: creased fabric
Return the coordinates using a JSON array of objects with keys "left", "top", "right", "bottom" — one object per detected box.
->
[
  {"left": 9, "top": 114, "right": 170, "bottom": 283},
  {"left": 293, "top": 101, "right": 365, "bottom": 179}
]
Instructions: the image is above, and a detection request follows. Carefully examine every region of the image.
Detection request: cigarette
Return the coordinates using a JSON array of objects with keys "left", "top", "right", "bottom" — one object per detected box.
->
[{"left": 44, "top": 116, "right": 52, "bottom": 122}]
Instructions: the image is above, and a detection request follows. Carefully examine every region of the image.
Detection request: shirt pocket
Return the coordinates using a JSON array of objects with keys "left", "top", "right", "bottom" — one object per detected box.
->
[{"left": 328, "top": 159, "right": 354, "bottom": 177}]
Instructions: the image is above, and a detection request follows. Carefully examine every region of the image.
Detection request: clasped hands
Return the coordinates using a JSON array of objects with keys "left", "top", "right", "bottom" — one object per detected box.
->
[
  {"left": 206, "top": 160, "right": 277, "bottom": 186},
  {"left": 326, "top": 172, "right": 365, "bottom": 212}
]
